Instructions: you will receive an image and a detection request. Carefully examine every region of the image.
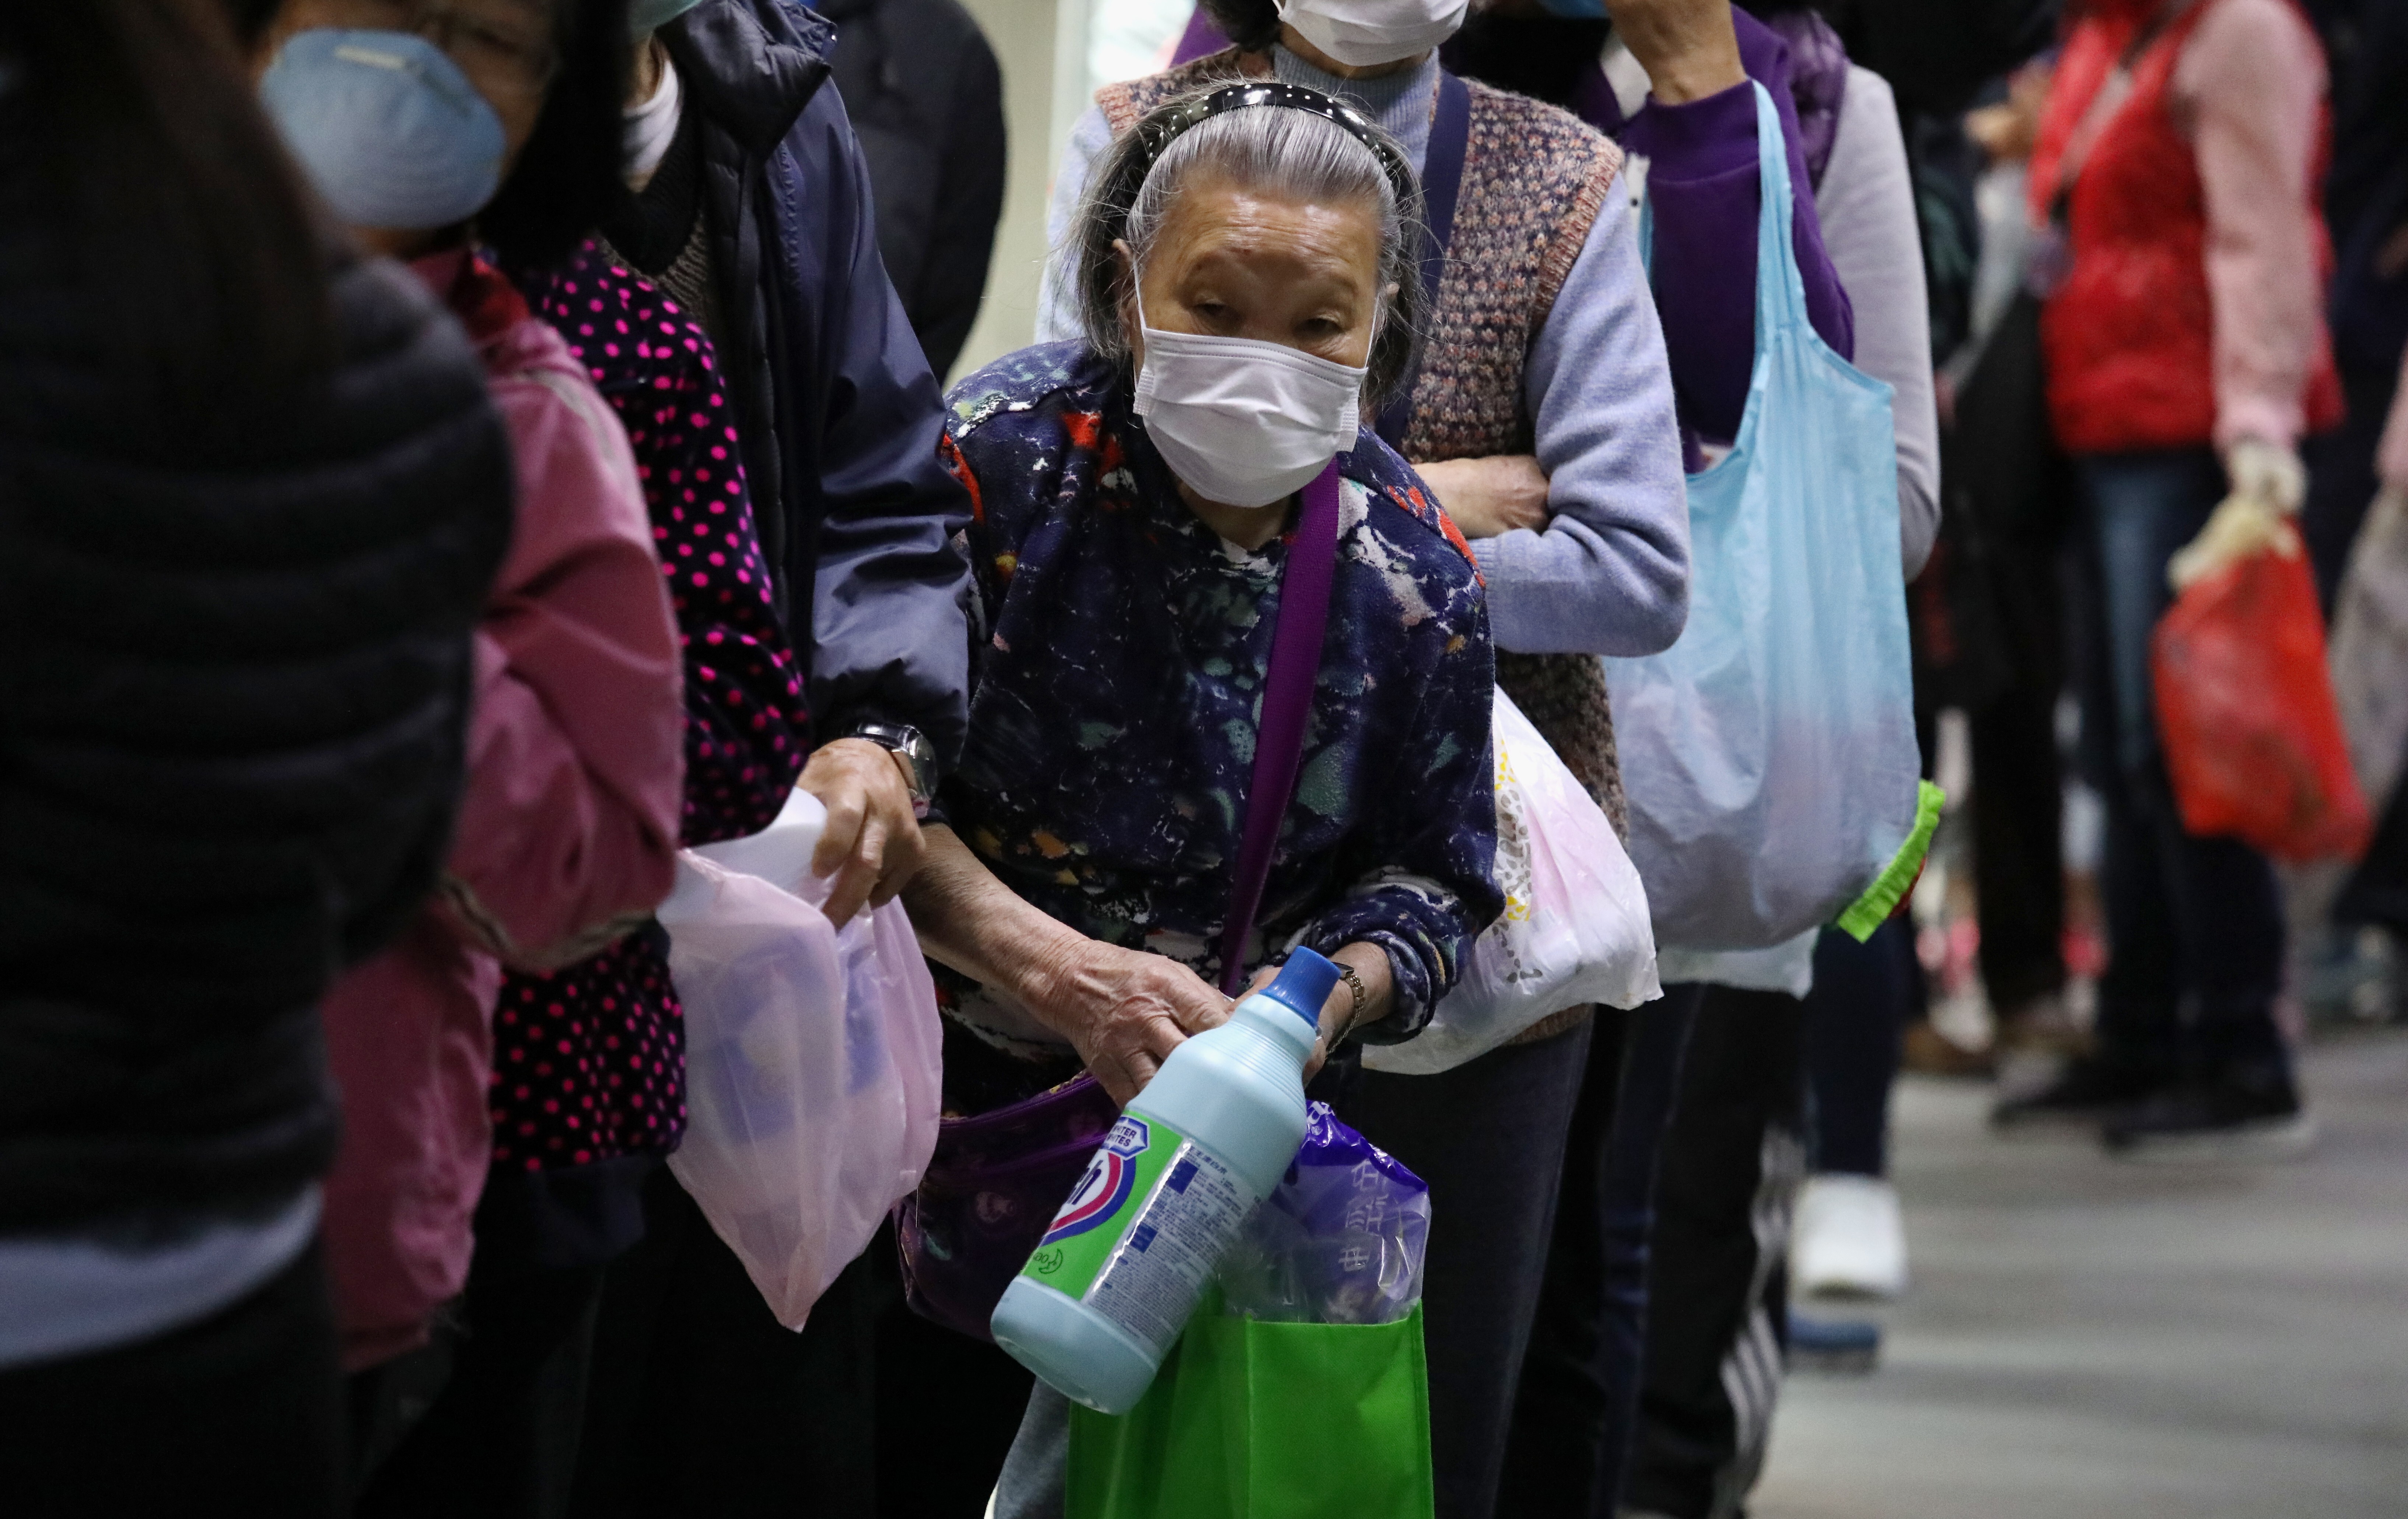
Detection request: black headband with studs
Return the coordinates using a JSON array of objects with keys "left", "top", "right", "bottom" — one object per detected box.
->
[{"left": 1127, "top": 80, "right": 1422, "bottom": 215}]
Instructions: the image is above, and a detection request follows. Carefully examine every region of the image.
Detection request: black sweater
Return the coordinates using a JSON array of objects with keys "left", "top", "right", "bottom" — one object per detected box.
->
[{"left": 0, "top": 155, "right": 513, "bottom": 1233}]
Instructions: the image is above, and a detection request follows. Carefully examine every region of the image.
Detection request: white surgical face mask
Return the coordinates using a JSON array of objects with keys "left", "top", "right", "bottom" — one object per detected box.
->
[
  {"left": 1133, "top": 325, "right": 1367, "bottom": 510},
  {"left": 1276, "top": 0, "right": 1468, "bottom": 69}
]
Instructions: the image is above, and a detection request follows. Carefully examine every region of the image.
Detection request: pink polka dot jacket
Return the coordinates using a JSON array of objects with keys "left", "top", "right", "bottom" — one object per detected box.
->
[{"left": 489, "top": 248, "right": 809, "bottom": 1173}]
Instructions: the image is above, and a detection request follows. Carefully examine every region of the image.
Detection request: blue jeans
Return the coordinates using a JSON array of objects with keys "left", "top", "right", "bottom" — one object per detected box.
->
[{"left": 2077, "top": 448, "right": 2288, "bottom": 1083}]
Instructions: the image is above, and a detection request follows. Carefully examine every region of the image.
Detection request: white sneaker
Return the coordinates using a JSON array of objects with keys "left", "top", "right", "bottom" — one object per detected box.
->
[{"left": 1790, "top": 1173, "right": 1908, "bottom": 1301}]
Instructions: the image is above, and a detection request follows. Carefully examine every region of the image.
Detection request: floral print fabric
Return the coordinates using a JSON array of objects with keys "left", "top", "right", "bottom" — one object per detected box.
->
[{"left": 937, "top": 342, "right": 1501, "bottom": 1050}]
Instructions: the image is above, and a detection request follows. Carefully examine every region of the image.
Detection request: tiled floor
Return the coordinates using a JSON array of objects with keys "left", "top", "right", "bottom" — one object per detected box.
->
[{"left": 1754, "top": 1031, "right": 2408, "bottom": 1519}]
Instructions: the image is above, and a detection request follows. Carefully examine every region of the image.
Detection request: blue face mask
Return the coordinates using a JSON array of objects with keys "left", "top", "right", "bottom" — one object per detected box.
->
[
  {"left": 627, "top": 0, "right": 705, "bottom": 35},
  {"left": 1534, "top": 0, "right": 1606, "bottom": 16},
  {"left": 259, "top": 30, "right": 507, "bottom": 233}
]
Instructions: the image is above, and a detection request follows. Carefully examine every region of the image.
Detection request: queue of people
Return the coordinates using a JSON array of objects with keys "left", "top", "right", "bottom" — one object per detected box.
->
[{"left": 1, "top": 0, "right": 2392, "bottom": 1516}]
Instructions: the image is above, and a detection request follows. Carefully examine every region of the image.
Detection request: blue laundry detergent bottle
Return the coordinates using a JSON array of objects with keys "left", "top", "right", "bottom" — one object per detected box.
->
[{"left": 989, "top": 949, "right": 1343, "bottom": 1414}]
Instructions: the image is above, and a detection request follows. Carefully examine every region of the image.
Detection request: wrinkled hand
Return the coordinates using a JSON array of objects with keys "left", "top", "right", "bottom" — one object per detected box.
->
[
  {"left": 2169, "top": 437, "right": 2310, "bottom": 591},
  {"left": 1600, "top": 0, "right": 1747, "bottom": 104},
  {"left": 2226, "top": 437, "right": 2307, "bottom": 516},
  {"left": 1415, "top": 455, "right": 1552, "bottom": 540},
  {"left": 1239, "top": 961, "right": 1338, "bottom": 1084},
  {"left": 800, "top": 738, "right": 926, "bottom": 927},
  {"left": 1031, "top": 940, "right": 1233, "bottom": 1105},
  {"left": 1239, "top": 944, "right": 1394, "bottom": 1087},
  {"left": 1967, "top": 59, "right": 2051, "bottom": 165}
]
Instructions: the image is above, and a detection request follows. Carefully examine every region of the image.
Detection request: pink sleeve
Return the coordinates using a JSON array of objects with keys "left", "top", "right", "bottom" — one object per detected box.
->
[
  {"left": 2174, "top": 0, "right": 2327, "bottom": 452},
  {"left": 438, "top": 348, "right": 686, "bottom": 970},
  {"left": 2383, "top": 346, "right": 2408, "bottom": 494}
]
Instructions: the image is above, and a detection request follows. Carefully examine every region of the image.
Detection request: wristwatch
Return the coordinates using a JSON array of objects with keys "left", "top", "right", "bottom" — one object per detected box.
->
[{"left": 849, "top": 721, "right": 939, "bottom": 819}]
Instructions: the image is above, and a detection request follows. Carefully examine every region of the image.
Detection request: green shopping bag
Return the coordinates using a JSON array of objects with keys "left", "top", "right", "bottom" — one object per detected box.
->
[{"left": 1065, "top": 1288, "right": 1434, "bottom": 1519}]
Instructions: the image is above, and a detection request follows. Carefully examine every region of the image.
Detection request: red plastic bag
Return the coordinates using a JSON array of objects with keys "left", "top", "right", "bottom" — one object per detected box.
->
[{"left": 2151, "top": 537, "right": 2372, "bottom": 861}]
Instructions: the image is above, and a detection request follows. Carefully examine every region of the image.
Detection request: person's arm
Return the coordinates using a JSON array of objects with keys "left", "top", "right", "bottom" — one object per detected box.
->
[
  {"left": 794, "top": 89, "right": 975, "bottom": 756},
  {"left": 1458, "top": 172, "right": 1689, "bottom": 657},
  {"left": 2177, "top": 0, "right": 2327, "bottom": 458},
  {"left": 911, "top": 18, "right": 1008, "bottom": 378},
  {"left": 1035, "top": 105, "right": 1115, "bottom": 346},
  {"left": 780, "top": 88, "right": 978, "bottom": 918},
  {"left": 439, "top": 364, "right": 687, "bottom": 972},
  {"left": 905, "top": 825, "right": 1234, "bottom": 1104},
  {"left": 1293, "top": 582, "right": 1502, "bottom": 1043},
  {"left": 1815, "top": 66, "right": 1938, "bottom": 577},
  {"left": 1618, "top": 1, "right": 1854, "bottom": 440}
]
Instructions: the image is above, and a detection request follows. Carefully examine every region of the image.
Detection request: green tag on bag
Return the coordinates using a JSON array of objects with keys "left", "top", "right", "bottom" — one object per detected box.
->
[{"left": 1835, "top": 780, "right": 1946, "bottom": 941}]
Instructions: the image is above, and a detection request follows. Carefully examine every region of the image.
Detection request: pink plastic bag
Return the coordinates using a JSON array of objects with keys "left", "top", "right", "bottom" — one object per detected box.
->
[{"left": 657, "top": 792, "right": 943, "bottom": 1329}]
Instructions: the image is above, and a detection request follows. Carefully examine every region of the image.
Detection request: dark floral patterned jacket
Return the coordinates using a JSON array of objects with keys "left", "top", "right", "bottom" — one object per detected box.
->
[{"left": 935, "top": 342, "right": 1500, "bottom": 1054}]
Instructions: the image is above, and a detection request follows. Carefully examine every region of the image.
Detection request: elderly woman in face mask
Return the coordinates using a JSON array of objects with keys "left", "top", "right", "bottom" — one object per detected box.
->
[
  {"left": 916, "top": 92, "right": 1499, "bottom": 1511},
  {"left": 912, "top": 81, "right": 1498, "bottom": 1113}
]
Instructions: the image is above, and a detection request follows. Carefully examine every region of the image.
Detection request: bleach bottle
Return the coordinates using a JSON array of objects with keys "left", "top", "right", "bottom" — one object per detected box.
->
[{"left": 990, "top": 949, "right": 1343, "bottom": 1414}]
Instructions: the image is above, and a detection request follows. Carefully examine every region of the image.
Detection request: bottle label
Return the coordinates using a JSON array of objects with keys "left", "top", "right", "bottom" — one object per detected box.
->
[{"left": 1018, "top": 1112, "right": 1259, "bottom": 1359}]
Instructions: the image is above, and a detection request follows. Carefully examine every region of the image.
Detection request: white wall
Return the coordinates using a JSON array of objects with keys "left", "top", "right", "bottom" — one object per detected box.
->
[
  {"left": 948, "top": 0, "right": 1196, "bottom": 382},
  {"left": 950, "top": 0, "right": 1082, "bottom": 380}
]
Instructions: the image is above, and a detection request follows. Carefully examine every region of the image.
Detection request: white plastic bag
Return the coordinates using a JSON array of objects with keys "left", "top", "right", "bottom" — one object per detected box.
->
[
  {"left": 2331, "top": 486, "right": 2408, "bottom": 817},
  {"left": 658, "top": 790, "right": 942, "bottom": 1329},
  {"left": 1364, "top": 688, "right": 1660, "bottom": 1075}
]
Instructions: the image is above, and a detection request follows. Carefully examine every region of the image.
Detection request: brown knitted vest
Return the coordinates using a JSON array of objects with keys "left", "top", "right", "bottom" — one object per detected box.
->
[{"left": 1100, "top": 52, "right": 1630, "bottom": 841}]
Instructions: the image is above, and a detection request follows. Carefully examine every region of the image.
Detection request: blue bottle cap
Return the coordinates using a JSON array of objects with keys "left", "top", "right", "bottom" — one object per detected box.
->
[{"left": 1255, "top": 948, "right": 1343, "bottom": 1030}]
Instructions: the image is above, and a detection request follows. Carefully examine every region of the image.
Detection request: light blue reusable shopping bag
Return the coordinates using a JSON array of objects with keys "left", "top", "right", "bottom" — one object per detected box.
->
[{"left": 1605, "top": 84, "right": 1938, "bottom": 954}]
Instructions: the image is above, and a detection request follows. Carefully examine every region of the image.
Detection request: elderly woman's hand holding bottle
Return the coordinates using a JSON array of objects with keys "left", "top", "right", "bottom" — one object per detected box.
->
[
  {"left": 908, "top": 826, "right": 1232, "bottom": 1103},
  {"left": 911, "top": 827, "right": 1397, "bottom": 1104}
]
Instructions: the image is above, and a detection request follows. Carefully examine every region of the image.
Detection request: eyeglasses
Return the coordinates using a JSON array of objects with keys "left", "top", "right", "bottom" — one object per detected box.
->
[{"left": 315, "top": 0, "right": 559, "bottom": 103}]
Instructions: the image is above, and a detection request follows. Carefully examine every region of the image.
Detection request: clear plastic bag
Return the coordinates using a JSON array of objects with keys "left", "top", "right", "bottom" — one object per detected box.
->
[
  {"left": 1217, "top": 1105, "right": 1430, "bottom": 1326},
  {"left": 1364, "top": 687, "right": 1660, "bottom": 1076},
  {"left": 658, "top": 790, "right": 944, "bottom": 1329}
]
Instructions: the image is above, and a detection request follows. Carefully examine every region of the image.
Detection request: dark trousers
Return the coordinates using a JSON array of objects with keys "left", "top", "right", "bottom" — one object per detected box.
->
[
  {"left": 1340, "top": 1018, "right": 1594, "bottom": 1519},
  {"left": 1501, "top": 988, "right": 1700, "bottom": 1518},
  {"left": 2301, "top": 360, "right": 2401, "bottom": 613},
  {"left": 1624, "top": 986, "right": 1807, "bottom": 1519},
  {"left": 355, "top": 1256, "right": 609, "bottom": 1519},
  {"left": 871, "top": 1219, "right": 1033, "bottom": 1519},
  {"left": 1970, "top": 538, "right": 2070, "bottom": 1015},
  {"left": 571, "top": 1165, "right": 874, "bottom": 1519},
  {"left": 0, "top": 1239, "right": 345, "bottom": 1519},
  {"left": 1801, "top": 921, "right": 1913, "bottom": 1177},
  {"left": 2077, "top": 449, "right": 2289, "bottom": 1084}
]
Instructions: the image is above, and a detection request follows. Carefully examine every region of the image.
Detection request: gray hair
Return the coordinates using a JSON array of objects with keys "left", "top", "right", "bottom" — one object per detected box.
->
[{"left": 1071, "top": 84, "right": 1425, "bottom": 407}]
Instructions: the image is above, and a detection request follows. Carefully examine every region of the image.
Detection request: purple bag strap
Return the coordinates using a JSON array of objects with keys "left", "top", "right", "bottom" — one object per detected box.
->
[{"left": 1215, "top": 459, "right": 1345, "bottom": 996}]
